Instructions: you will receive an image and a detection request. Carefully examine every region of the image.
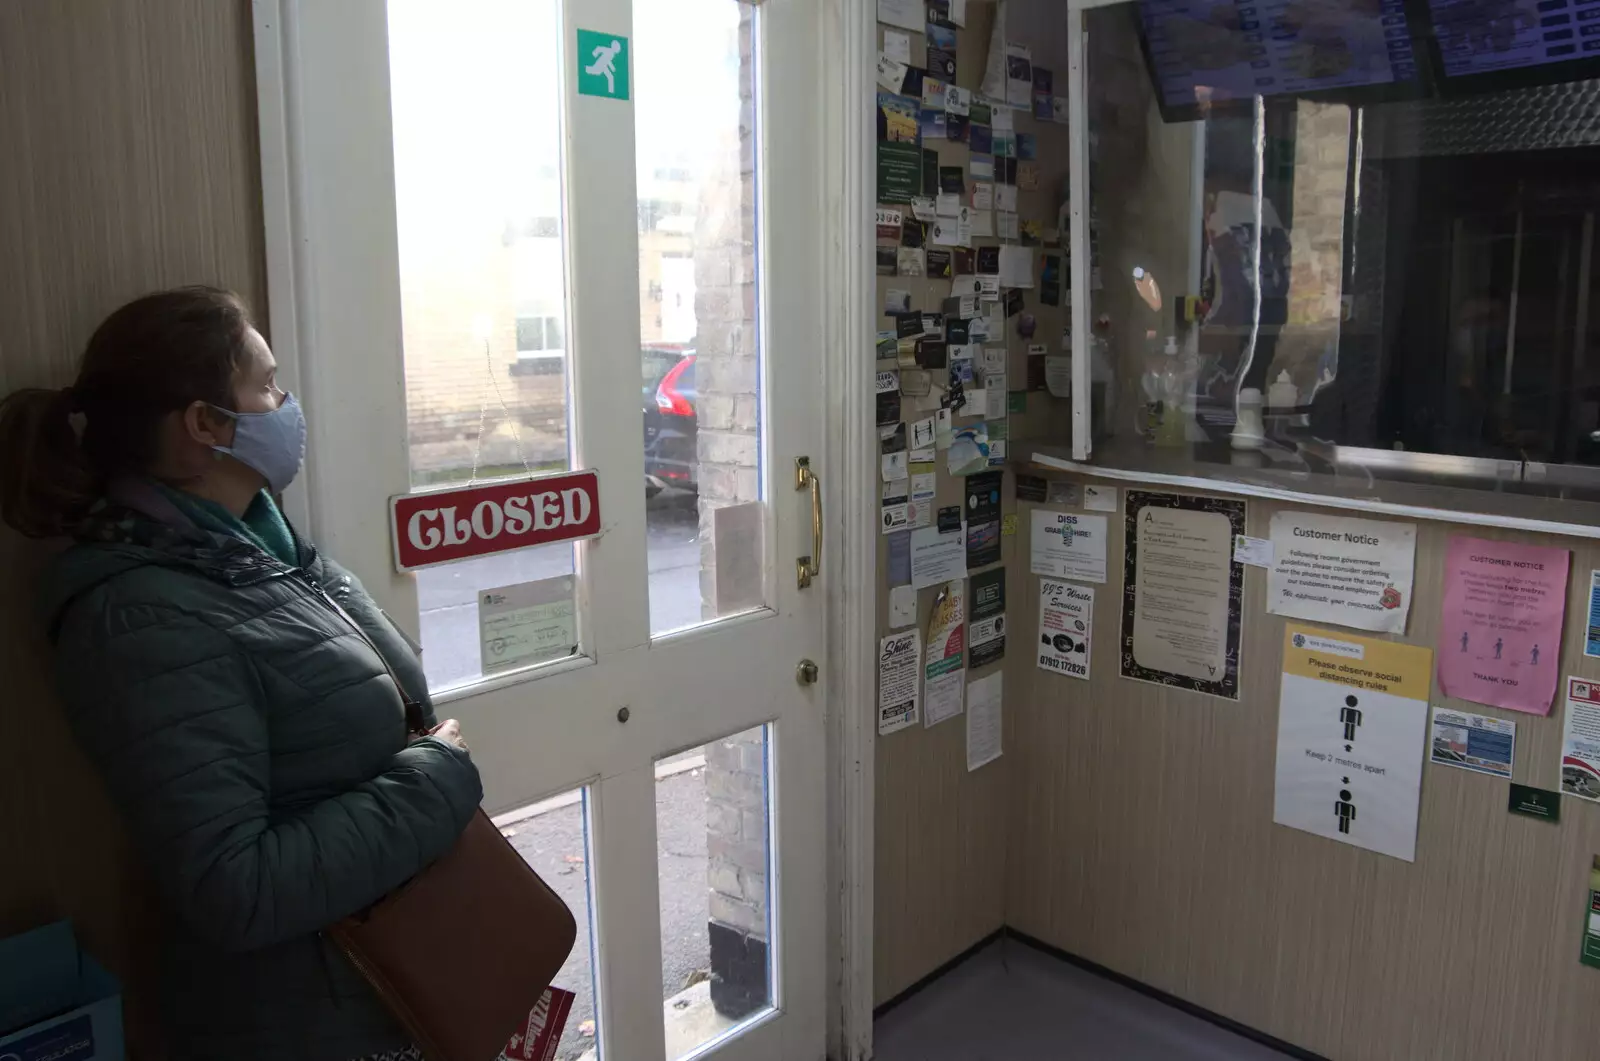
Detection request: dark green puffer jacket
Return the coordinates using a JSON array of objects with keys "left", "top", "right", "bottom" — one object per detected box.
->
[{"left": 40, "top": 489, "right": 482, "bottom": 1061}]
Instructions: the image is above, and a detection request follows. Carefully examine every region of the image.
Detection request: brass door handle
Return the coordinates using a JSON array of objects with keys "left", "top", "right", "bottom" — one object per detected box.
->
[{"left": 795, "top": 456, "right": 821, "bottom": 589}]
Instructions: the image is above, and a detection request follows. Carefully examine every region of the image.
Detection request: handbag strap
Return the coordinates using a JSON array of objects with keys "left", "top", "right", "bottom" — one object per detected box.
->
[{"left": 295, "top": 571, "right": 430, "bottom": 735}]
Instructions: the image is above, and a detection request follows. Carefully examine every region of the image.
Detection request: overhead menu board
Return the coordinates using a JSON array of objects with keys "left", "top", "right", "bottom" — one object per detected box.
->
[
  {"left": 1431, "top": 0, "right": 1600, "bottom": 78},
  {"left": 1136, "top": 0, "right": 1419, "bottom": 113}
]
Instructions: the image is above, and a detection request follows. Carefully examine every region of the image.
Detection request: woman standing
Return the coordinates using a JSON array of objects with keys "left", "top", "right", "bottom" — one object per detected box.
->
[{"left": 0, "top": 288, "right": 481, "bottom": 1060}]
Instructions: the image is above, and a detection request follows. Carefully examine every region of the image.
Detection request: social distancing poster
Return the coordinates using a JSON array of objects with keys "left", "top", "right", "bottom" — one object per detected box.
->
[{"left": 1273, "top": 625, "right": 1431, "bottom": 862}]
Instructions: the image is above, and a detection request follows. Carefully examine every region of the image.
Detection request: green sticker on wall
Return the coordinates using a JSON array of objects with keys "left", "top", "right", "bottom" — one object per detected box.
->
[
  {"left": 1583, "top": 856, "right": 1600, "bottom": 969},
  {"left": 576, "top": 30, "right": 630, "bottom": 100},
  {"left": 1509, "top": 783, "right": 1561, "bottom": 822}
]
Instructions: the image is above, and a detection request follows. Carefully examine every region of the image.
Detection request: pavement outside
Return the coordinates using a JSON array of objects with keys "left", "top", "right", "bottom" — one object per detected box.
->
[{"left": 498, "top": 751, "right": 728, "bottom": 1060}]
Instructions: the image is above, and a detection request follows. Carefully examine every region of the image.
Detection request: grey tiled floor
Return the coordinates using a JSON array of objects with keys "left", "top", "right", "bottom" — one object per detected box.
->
[{"left": 873, "top": 939, "right": 1301, "bottom": 1061}]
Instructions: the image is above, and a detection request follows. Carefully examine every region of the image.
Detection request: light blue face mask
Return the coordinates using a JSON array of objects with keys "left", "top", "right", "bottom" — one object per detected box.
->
[{"left": 210, "top": 393, "right": 307, "bottom": 494}]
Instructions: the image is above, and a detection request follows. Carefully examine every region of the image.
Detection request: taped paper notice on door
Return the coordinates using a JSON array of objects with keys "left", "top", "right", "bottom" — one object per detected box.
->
[
  {"left": 1268, "top": 512, "right": 1416, "bottom": 634},
  {"left": 712, "top": 500, "right": 764, "bottom": 615},
  {"left": 1273, "top": 626, "right": 1431, "bottom": 862},
  {"left": 480, "top": 577, "right": 577, "bottom": 674},
  {"left": 878, "top": 630, "right": 922, "bottom": 735},
  {"left": 1038, "top": 580, "right": 1092, "bottom": 679}
]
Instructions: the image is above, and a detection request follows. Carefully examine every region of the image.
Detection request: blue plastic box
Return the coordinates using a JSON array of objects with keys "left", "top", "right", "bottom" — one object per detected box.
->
[{"left": 0, "top": 921, "right": 123, "bottom": 1061}]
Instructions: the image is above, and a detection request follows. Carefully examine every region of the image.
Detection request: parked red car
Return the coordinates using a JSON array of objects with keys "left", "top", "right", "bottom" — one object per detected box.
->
[{"left": 641, "top": 345, "right": 697, "bottom": 497}]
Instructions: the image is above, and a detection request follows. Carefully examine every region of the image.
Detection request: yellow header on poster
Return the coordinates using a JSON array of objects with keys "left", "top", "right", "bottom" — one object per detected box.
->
[{"left": 1281, "top": 625, "right": 1432, "bottom": 699}]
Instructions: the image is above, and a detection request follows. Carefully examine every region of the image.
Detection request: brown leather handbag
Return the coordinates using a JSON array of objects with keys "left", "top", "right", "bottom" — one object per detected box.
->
[
  {"left": 308, "top": 584, "right": 576, "bottom": 1060},
  {"left": 328, "top": 808, "right": 578, "bottom": 1061}
]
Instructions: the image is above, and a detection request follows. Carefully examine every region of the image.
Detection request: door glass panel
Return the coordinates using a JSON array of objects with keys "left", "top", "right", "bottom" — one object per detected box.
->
[
  {"left": 635, "top": 0, "right": 767, "bottom": 636},
  {"left": 655, "top": 726, "right": 773, "bottom": 1058},
  {"left": 386, "top": 0, "right": 577, "bottom": 690},
  {"left": 494, "top": 786, "right": 599, "bottom": 1060}
]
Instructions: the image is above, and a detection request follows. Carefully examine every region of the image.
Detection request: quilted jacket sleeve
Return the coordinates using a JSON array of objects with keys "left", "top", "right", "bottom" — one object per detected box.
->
[{"left": 55, "top": 598, "right": 484, "bottom": 953}]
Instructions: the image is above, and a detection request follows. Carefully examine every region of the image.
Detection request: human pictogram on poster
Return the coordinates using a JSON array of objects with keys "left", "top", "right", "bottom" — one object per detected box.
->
[{"left": 1273, "top": 625, "right": 1432, "bottom": 862}]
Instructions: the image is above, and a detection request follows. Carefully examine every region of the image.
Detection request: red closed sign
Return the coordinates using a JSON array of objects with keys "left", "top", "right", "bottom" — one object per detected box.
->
[{"left": 390, "top": 470, "right": 602, "bottom": 572}]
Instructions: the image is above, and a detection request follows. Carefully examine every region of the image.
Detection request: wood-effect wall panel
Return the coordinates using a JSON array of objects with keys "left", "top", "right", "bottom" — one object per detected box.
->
[
  {"left": 1007, "top": 481, "right": 1600, "bottom": 1060},
  {"left": 0, "top": 3, "right": 265, "bottom": 1053}
]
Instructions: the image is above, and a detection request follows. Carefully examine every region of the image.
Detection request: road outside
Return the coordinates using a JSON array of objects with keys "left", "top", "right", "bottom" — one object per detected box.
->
[{"left": 415, "top": 491, "right": 705, "bottom": 691}]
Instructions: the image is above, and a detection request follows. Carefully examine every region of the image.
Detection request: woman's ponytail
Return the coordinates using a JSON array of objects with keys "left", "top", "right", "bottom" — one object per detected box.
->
[{"left": 0, "top": 386, "right": 99, "bottom": 538}]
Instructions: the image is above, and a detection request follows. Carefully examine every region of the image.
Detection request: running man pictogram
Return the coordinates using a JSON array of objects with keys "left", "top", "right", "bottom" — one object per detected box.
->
[{"left": 586, "top": 38, "right": 622, "bottom": 94}]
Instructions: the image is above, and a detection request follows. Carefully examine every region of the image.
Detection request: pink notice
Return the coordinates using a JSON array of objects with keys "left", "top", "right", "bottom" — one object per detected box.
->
[{"left": 1437, "top": 536, "right": 1570, "bottom": 715}]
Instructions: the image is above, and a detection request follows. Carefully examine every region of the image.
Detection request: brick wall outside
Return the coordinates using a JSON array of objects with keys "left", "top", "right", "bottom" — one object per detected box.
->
[
  {"left": 398, "top": 228, "right": 692, "bottom": 484},
  {"left": 1277, "top": 101, "right": 1351, "bottom": 381},
  {"left": 705, "top": 729, "right": 769, "bottom": 937},
  {"left": 697, "top": 7, "right": 767, "bottom": 1019},
  {"left": 1287, "top": 102, "right": 1350, "bottom": 328},
  {"left": 398, "top": 242, "right": 572, "bottom": 482},
  {"left": 691, "top": 6, "right": 761, "bottom": 621}
]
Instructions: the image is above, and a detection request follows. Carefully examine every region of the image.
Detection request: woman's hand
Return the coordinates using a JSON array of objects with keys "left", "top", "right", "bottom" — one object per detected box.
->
[{"left": 428, "top": 718, "right": 469, "bottom": 753}]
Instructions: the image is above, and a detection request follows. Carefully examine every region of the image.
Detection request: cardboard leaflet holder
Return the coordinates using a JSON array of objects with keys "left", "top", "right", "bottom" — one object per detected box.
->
[{"left": 0, "top": 921, "right": 123, "bottom": 1061}]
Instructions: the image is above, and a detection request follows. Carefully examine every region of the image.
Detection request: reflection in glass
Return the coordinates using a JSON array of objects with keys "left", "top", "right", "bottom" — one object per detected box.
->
[{"left": 1087, "top": 2, "right": 1600, "bottom": 496}]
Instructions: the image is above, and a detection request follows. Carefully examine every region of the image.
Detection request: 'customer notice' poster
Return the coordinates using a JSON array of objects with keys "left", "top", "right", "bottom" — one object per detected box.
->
[
  {"left": 1267, "top": 512, "right": 1416, "bottom": 634},
  {"left": 1120, "top": 492, "right": 1245, "bottom": 699},
  {"left": 1436, "top": 536, "right": 1569, "bottom": 716},
  {"left": 1273, "top": 626, "right": 1431, "bottom": 862}
]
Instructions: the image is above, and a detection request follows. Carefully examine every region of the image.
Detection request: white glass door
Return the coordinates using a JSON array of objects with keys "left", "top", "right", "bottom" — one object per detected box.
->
[{"left": 253, "top": 1, "right": 829, "bottom": 1058}]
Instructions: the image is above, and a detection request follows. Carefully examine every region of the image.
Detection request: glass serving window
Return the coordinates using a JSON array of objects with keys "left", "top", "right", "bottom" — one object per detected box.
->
[{"left": 1079, "top": 1, "right": 1600, "bottom": 510}]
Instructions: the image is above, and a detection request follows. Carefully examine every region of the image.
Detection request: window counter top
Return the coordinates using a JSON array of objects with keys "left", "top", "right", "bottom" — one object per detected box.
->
[{"left": 1022, "top": 440, "right": 1600, "bottom": 542}]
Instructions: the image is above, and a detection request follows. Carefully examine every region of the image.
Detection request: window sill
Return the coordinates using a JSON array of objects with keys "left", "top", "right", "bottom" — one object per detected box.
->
[{"left": 1021, "top": 439, "right": 1600, "bottom": 541}]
